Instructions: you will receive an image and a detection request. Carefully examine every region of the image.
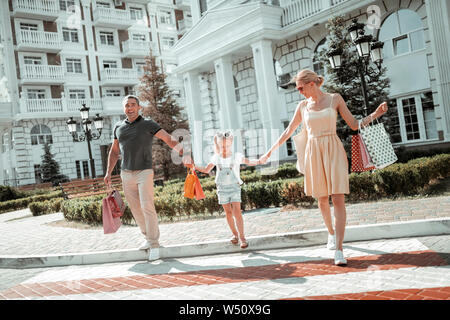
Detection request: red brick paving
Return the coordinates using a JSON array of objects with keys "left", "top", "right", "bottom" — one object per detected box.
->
[
  {"left": 0, "top": 250, "right": 447, "bottom": 299},
  {"left": 285, "top": 286, "right": 450, "bottom": 300}
]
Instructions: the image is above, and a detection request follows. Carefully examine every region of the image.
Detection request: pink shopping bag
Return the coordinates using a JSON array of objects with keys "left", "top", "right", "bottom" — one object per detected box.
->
[
  {"left": 102, "top": 197, "right": 122, "bottom": 234},
  {"left": 358, "top": 133, "right": 375, "bottom": 170}
]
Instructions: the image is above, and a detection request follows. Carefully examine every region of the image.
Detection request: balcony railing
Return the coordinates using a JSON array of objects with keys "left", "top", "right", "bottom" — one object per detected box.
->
[
  {"left": 282, "top": 0, "right": 349, "bottom": 27},
  {"left": 12, "top": 0, "right": 59, "bottom": 20},
  {"left": 66, "top": 99, "right": 103, "bottom": 113},
  {"left": 122, "top": 40, "right": 153, "bottom": 58},
  {"left": 101, "top": 68, "right": 139, "bottom": 85},
  {"left": 93, "top": 7, "right": 132, "bottom": 28},
  {"left": 22, "top": 98, "right": 63, "bottom": 114},
  {"left": 16, "top": 30, "right": 62, "bottom": 52},
  {"left": 20, "top": 65, "right": 65, "bottom": 84}
]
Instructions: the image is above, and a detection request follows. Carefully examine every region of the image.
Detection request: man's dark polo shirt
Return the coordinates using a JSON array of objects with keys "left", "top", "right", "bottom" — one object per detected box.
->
[{"left": 113, "top": 116, "right": 161, "bottom": 170}]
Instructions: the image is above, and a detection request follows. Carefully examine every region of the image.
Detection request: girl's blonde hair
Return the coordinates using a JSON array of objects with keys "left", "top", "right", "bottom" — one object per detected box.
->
[
  {"left": 213, "top": 131, "right": 233, "bottom": 154},
  {"left": 292, "top": 69, "right": 325, "bottom": 87}
]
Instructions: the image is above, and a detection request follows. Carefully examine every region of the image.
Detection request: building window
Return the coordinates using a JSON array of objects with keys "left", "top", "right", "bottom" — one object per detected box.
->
[
  {"left": 27, "top": 89, "right": 46, "bottom": 99},
  {"left": 60, "top": 0, "right": 76, "bottom": 12},
  {"left": 389, "top": 91, "right": 437, "bottom": 144},
  {"left": 31, "top": 124, "right": 53, "bottom": 146},
  {"left": 136, "top": 61, "right": 146, "bottom": 74},
  {"left": 99, "top": 31, "right": 114, "bottom": 46},
  {"left": 34, "top": 164, "right": 42, "bottom": 183},
  {"left": 96, "top": 2, "right": 110, "bottom": 8},
  {"left": 82, "top": 160, "right": 90, "bottom": 178},
  {"left": 20, "top": 23, "right": 38, "bottom": 31},
  {"left": 421, "top": 92, "right": 437, "bottom": 140},
  {"left": 132, "top": 33, "right": 146, "bottom": 41},
  {"left": 387, "top": 99, "right": 402, "bottom": 143},
  {"left": 313, "top": 38, "right": 327, "bottom": 77},
  {"left": 62, "top": 27, "right": 79, "bottom": 42},
  {"left": 130, "top": 7, "right": 143, "bottom": 21},
  {"left": 75, "top": 160, "right": 82, "bottom": 179},
  {"left": 159, "top": 10, "right": 172, "bottom": 24},
  {"left": 161, "top": 36, "right": 175, "bottom": 49},
  {"left": 105, "top": 89, "right": 121, "bottom": 97},
  {"left": 233, "top": 76, "right": 240, "bottom": 102},
  {"left": 24, "top": 56, "right": 42, "bottom": 65},
  {"left": 283, "top": 121, "right": 294, "bottom": 156},
  {"left": 103, "top": 60, "right": 118, "bottom": 69},
  {"left": 378, "top": 9, "right": 425, "bottom": 59},
  {"left": 199, "top": 0, "right": 207, "bottom": 15},
  {"left": 66, "top": 58, "right": 83, "bottom": 73},
  {"left": 69, "top": 89, "right": 86, "bottom": 99}
]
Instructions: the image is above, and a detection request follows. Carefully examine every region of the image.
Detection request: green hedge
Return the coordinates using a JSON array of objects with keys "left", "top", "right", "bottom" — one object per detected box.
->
[
  {"left": 0, "top": 190, "right": 64, "bottom": 214},
  {"left": 54, "top": 153, "right": 450, "bottom": 226}
]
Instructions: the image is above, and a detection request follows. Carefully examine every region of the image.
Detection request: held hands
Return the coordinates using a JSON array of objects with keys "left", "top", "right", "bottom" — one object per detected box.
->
[
  {"left": 258, "top": 151, "right": 271, "bottom": 165},
  {"left": 182, "top": 155, "right": 194, "bottom": 168}
]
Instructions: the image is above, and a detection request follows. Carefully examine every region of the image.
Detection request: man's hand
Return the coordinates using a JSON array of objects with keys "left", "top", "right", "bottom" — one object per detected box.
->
[
  {"left": 182, "top": 155, "right": 194, "bottom": 168},
  {"left": 104, "top": 172, "right": 112, "bottom": 188}
]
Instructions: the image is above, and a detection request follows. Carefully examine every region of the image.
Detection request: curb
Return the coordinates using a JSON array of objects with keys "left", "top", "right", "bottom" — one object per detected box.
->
[{"left": 1, "top": 218, "right": 449, "bottom": 269}]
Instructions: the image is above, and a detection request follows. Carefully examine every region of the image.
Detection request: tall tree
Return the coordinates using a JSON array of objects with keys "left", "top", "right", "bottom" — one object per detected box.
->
[
  {"left": 40, "top": 142, "right": 68, "bottom": 186},
  {"left": 315, "top": 15, "right": 394, "bottom": 152},
  {"left": 138, "top": 53, "right": 189, "bottom": 180}
]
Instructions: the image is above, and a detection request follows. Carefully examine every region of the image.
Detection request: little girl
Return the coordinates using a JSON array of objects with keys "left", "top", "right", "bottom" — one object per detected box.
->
[{"left": 195, "top": 131, "right": 261, "bottom": 249}]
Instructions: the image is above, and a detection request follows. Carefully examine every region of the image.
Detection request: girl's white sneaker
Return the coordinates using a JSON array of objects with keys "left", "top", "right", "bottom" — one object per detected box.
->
[
  {"left": 334, "top": 250, "right": 347, "bottom": 266},
  {"left": 327, "top": 233, "right": 336, "bottom": 250}
]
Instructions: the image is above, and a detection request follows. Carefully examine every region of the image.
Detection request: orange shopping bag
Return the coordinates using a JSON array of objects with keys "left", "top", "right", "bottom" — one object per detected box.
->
[
  {"left": 184, "top": 168, "right": 196, "bottom": 199},
  {"left": 194, "top": 173, "right": 205, "bottom": 200}
]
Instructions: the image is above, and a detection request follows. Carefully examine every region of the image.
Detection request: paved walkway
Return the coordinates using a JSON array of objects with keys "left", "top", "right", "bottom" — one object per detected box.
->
[
  {"left": 1, "top": 235, "right": 449, "bottom": 300},
  {"left": 0, "top": 195, "right": 449, "bottom": 256}
]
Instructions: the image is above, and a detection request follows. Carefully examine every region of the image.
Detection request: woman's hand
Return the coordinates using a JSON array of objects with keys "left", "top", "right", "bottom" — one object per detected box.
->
[
  {"left": 376, "top": 101, "right": 388, "bottom": 117},
  {"left": 258, "top": 151, "right": 271, "bottom": 165}
]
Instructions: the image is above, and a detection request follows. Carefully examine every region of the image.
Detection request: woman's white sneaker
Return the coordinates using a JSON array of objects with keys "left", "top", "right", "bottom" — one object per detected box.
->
[
  {"left": 148, "top": 247, "right": 160, "bottom": 261},
  {"left": 139, "top": 240, "right": 152, "bottom": 250},
  {"left": 334, "top": 250, "right": 347, "bottom": 266},
  {"left": 327, "top": 233, "right": 336, "bottom": 250}
]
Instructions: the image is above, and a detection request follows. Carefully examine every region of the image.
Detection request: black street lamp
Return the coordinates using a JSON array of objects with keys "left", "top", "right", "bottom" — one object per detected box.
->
[
  {"left": 66, "top": 104, "right": 104, "bottom": 178},
  {"left": 327, "top": 18, "right": 384, "bottom": 116}
]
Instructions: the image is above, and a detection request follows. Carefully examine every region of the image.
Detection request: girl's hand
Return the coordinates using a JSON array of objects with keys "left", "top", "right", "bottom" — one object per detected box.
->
[
  {"left": 376, "top": 101, "right": 388, "bottom": 116},
  {"left": 259, "top": 152, "right": 271, "bottom": 165}
]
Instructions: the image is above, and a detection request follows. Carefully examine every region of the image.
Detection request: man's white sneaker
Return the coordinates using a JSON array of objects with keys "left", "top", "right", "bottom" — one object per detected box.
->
[
  {"left": 139, "top": 240, "right": 152, "bottom": 250},
  {"left": 334, "top": 250, "right": 347, "bottom": 266},
  {"left": 327, "top": 233, "right": 336, "bottom": 250},
  {"left": 148, "top": 247, "right": 160, "bottom": 261}
]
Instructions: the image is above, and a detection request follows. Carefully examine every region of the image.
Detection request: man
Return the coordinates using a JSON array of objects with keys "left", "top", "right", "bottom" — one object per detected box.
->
[{"left": 104, "top": 95, "right": 192, "bottom": 261}]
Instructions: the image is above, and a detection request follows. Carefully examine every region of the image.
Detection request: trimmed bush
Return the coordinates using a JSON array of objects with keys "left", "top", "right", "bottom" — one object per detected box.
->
[
  {"left": 60, "top": 153, "right": 450, "bottom": 225},
  {"left": 0, "top": 185, "right": 26, "bottom": 202},
  {"left": 0, "top": 190, "right": 64, "bottom": 214}
]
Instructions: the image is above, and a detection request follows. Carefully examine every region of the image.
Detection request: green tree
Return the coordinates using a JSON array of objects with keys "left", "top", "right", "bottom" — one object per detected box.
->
[
  {"left": 138, "top": 53, "right": 189, "bottom": 180},
  {"left": 40, "top": 142, "right": 69, "bottom": 186},
  {"left": 316, "top": 15, "right": 395, "bottom": 152}
]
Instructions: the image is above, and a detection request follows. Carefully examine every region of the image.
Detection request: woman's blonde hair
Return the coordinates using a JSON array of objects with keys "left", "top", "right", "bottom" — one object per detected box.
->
[{"left": 292, "top": 69, "right": 324, "bottom": 87}]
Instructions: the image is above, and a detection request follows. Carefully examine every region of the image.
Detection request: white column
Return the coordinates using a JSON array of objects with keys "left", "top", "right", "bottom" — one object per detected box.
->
[
  {"left": 251, "top": 40, "right": 283, "bottom": 153},
  {"left": 426, "top": 0, "right": 450, "bottom": 140},
  {"left": 190, "top": 0, "right": 202, "bottom": 25},
  {"left": 214, "top": 56, "right": 240, "bottom": 130},
  {"left": 81, "top": 0, "right": 101, "bottom": 99},
  {"left": 183, "top": 71, "right": 204, "bottom": 164}
]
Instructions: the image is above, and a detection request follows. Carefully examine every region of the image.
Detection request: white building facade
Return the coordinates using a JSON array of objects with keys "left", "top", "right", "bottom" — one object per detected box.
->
[
  {"left": 0, "top": 0, "right": 191, "bottom": 186},
  {"left": 174, "top": 0, "right": 450, "bottom": 165}
]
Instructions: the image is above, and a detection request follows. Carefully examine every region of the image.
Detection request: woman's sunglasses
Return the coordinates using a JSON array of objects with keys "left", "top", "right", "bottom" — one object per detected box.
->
[{"left": 216, "top": 131, "right": 232, "bottom": 138}]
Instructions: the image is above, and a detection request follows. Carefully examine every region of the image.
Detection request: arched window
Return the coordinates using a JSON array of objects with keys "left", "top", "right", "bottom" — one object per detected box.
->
[
  {"left": 313, "top": 38, "right": 327, "bottom": 77},
  {"left": 378, "top": 9, "right": 425, "bottom": 59},
  {"left": 31, "top": 124, "right": 53, "bottom": 146}
]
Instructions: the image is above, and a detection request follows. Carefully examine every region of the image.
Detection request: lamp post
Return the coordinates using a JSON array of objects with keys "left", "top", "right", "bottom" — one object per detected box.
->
[
  {"left": 327, "top": 18, "right": 384, "bottom": 116},
  {"left": 66, "top": 104, "right": 104, "bottom": 178}
]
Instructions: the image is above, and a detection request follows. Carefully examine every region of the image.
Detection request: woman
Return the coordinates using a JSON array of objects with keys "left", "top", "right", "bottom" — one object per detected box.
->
[{"left": 259, "top": 69, "right": 388, "bottom": 265}]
